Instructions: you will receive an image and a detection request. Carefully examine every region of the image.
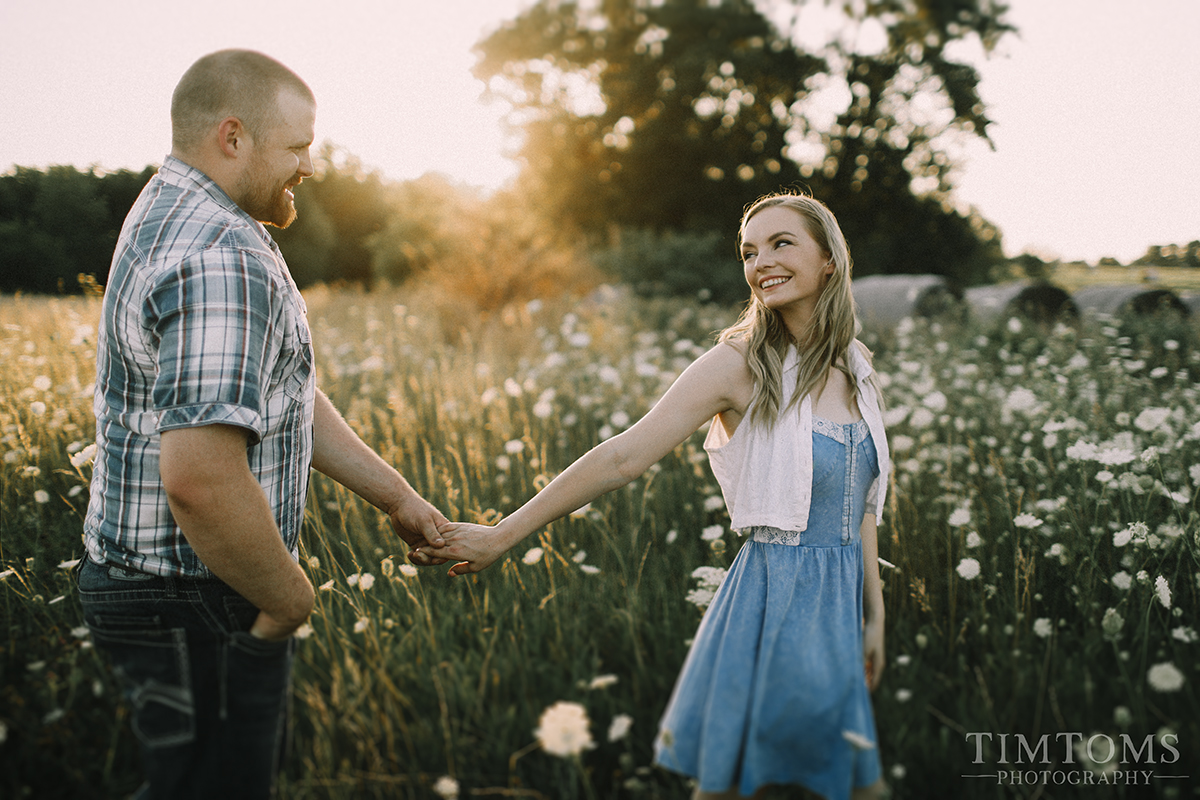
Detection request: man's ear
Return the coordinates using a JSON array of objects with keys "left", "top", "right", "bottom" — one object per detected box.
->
[{"left": 216, "top": 116, "right": 247, "bottom": 158}]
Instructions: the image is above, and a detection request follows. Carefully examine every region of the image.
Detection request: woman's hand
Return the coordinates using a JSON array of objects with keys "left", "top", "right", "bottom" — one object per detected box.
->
[
  {"left": 413, "top": 522, "right": 516, "bottom": 577},
  {"left": 863, "top": 617, "right": 885, "bottom": 691}
]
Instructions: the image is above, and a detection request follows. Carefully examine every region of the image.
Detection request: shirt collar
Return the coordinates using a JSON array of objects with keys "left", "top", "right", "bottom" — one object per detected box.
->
[{"left": 157, "top": 155, "right": 273, "bottom": 246}]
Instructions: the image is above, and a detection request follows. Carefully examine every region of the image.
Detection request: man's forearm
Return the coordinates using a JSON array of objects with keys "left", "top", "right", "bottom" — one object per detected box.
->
[{"left": 311, "top": 388, "right": 413, "bottom": 511}]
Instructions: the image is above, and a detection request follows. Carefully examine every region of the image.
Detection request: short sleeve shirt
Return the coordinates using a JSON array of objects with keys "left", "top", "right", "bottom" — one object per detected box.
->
[{"left": 84, "top": 156, "right": 315, "bottom": 577}]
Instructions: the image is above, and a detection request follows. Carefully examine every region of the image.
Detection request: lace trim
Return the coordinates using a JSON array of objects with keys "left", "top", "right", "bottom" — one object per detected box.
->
[
  {"left": 750, "top": 526, "right": 804, "bottom": 546},
  {"left": 812, "top": 415, "right": 868, "bottom": 444}
]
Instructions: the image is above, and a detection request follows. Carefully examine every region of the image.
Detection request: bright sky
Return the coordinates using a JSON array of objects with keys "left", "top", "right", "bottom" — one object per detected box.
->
[{"left": 1, "top": 0, "right": 1196, "bottom": 265}]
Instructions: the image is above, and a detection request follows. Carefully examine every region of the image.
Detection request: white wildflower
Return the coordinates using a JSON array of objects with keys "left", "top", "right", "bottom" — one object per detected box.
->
[
  {"left": 535, "top": 701, "right": 594, "bottom": 757},
  {"left": 895, "top": 689, "right": 913, "bottom": 703},
  {"left": 433, "top": 775, "right": 460, "bottom": 799},
  {"left": 588, "top": 674, "right": 618, "bottom": 690},
  {"left": 956, "top": 558, "right": 981, "bottom": 581},
  {"left": 523, "top": 547, "right": 544, "bottom": 565},
  {"left": 69, "top": 442, "right": 97, "bottom": 469},
  {"left": 1102, "top": 608, "right": 1124, "bottom": 640},
  {"left": 701, "top": 524, "right": 724, "bottom": 541},
  {"left": 504, "top": 439, "right": 525, "bottom": 455},
  {"left": 579, "top": 564, "right": 600, "bottom": 575},
  {"left": 399, "top": 564, "right": 419, "bottom": 578},
  {"left": 922, "top": 391, "right": 947, "bottom": 412},
  {"left": 1033, "top": 618, "right": 1053, "bottom": 638},
  {"left": 1172, "top": 626, "right": 1198, "bottom": 643},
  {"left": 1004, "top": 387, "right": 1039, "bottom": 414},
  {"left": 1133, "top": 408, "right": 1170, "bottom": 432},
  {"left": 908, "top": 408, "right": 935, "bottom": 429},
  {"left": 1013, "top": 513, "right": 1043, "bottom": 530},
  {"left": 948, "top": 508, "right": 971, "bottom": 527},
  {"left": 353, "top": 617, "right": 369, "bottom": 634},
  {"left": 1155, "top": 575, "right": 1171, "bottom": 609},
  {"left": 1096, "top": 447, "right": 1136, "bottom": 467},
  {"left": 34, "top": 490, "right": 51, "bottom": 504},
  {"left": 965, "top": 532, "right": 982, "bottom": 549},
  {"left": 1147, "top": 662, "right": 1185, "bottom": 692},
  {"left": 608, "top": 713, "right": 633, "bottom": 742},
  {"left": 1066, "top": 440, "right": 1099, "bottom": 461}
]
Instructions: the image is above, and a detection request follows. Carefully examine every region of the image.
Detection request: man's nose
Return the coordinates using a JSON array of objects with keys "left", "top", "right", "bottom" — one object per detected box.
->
[{"left": 297, "top": 149, "right": 315, "bottom": 178}]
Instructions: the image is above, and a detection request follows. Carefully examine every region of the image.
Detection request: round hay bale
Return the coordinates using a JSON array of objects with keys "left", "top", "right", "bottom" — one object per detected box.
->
[
  {"left": 852, "top": 274, "right": 963, "bottom": 330},
  {"left": 1071, "top": 285, "right": 1189, "bottom": 318},
  {"left": 964, "top": 282, "right": 1078, "bottom": 327}
]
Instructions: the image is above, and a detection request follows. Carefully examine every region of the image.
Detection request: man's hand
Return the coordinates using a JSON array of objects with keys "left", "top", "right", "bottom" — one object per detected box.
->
[
  {"left": 249, "top": 608, "right": 307, "bottom": 642},
  {"left": 388, "top": 491, "right": 451, "bottom": 566}
]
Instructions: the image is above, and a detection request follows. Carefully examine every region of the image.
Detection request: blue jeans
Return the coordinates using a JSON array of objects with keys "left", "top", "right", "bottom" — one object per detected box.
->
[{"left": 78, "top": 556, "right": 295, "bottom": 799}]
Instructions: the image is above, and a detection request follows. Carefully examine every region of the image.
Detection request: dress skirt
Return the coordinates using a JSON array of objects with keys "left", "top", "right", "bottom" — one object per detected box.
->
[{"left": 655, "top": 418, "right": 882, "bottom": 800}]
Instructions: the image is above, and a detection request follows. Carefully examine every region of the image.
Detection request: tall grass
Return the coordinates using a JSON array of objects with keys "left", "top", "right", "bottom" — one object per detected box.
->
[{"left": 1, "top": 287, "right": 1197, "bottom": 799}]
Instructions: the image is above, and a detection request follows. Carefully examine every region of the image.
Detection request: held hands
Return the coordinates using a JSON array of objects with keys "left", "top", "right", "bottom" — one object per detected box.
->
[
  {"left": 387, "top": 490, "right": 451, "bottom": 567},
  {"left": 414, "top": 522, "right": 514, "bottom": 577}
]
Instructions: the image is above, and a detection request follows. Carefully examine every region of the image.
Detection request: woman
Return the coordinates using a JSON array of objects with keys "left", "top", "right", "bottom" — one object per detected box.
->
[{"left": 421, "top": 192, "right": 890, "bottom": 800}]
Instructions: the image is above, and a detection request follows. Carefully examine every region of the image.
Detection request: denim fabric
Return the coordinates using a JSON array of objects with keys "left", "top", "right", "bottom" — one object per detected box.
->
[
  {"left": 656, "top": 418, "right": 882, "bottom": 800},
  {"left": 78, "top": 556, "right": 294, "bottom": 799}
]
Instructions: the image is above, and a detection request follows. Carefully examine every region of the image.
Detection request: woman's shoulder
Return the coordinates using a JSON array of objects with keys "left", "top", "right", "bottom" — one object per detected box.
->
[
  {"left": 847, "top": 338, "right": 876, "bottom": 373},
  {"left": 701, "top": 339, "right": 755, "bottom": 377}
]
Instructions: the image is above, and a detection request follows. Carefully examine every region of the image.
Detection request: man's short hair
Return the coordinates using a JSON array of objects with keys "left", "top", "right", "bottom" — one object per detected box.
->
[{"left": 171, "top": 49, "right": 314, "bottom": 153}]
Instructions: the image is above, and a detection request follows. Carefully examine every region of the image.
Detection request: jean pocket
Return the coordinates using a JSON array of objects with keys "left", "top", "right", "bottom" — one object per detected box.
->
[
  {"left": 229, "top": 630, "right": 292, "bottom": 658},
  {"left": 89, "top": 616, "right": 195, "bottom": 748}
]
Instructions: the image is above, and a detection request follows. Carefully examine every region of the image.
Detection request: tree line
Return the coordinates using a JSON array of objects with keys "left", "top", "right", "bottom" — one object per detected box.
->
[{"left": 2, "top": 0, "right": 1086, "bottom": 302}]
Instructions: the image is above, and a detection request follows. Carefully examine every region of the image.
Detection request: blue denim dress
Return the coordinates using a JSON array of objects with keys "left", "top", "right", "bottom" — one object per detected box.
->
[{"left": 655, "top": 417, "right": 882, "bottom": 799}]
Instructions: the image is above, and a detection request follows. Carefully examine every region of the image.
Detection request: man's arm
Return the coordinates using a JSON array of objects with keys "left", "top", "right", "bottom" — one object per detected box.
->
[
  {"left": 160, "top": 424, "right": 313, "bottom": 640},
  {"left": 310, "top": 388, "right": 448, "bottom": 560}
]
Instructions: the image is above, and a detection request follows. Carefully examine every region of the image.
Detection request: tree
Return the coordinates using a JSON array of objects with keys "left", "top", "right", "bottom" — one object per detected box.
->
[
  {"left": 474, "top": 0, "right": 1012, "bottom": 291},
  {"left": 271, "top": 144, "right": 391, "bottom": 287}
]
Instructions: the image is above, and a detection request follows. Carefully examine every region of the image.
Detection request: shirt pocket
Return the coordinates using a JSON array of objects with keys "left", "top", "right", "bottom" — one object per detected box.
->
[{"left": 281, "top": 318, "right": 313, "bottom": 402}]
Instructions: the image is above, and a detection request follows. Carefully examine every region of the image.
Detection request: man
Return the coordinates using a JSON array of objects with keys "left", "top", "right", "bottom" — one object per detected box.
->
[{"left": 78, "top": 49, "right": 446, "bottom": 798}]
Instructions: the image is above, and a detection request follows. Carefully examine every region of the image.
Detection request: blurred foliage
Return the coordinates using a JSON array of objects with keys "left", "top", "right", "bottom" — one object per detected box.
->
[
  {"left": 590, "top": 227, "right": 741, "bottom": 303},
  {"left": 474, "top": 0, "right": 1012, "bottom": 288},
  {"left": 0, "top": 149, "right": 600, "bottom": 306},
  {"left": 1134, "top": 241, "right": 1200, "bottom": 268},
  {"left": 0, "top": 165, "right": 154, "bottom": 294}
]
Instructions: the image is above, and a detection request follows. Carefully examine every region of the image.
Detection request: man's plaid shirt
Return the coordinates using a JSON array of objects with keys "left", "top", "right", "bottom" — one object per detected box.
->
[{"left": 84, "top": 156, "right": 315, "bottom": 578}]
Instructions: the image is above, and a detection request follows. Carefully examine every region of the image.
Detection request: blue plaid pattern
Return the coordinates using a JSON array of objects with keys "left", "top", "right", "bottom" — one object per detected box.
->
[{"left": 84, "top": 156, "right": 315, "bottom": 578}]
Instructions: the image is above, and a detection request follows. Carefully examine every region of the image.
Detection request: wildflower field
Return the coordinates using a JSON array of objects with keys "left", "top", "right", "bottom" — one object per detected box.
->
[{"left": 1, "top": 285, "right": 1198, "bottom": 799}]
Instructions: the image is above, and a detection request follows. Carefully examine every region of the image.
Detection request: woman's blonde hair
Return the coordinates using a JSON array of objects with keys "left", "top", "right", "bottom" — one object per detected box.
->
[{"left": 720, "top": 191, "right": 870, "bottom": 426}]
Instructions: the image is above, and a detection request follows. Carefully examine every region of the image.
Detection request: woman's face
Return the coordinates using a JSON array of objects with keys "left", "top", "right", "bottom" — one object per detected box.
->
[{"left": 740, "top": 206, "right": 833, "bottom": 324}]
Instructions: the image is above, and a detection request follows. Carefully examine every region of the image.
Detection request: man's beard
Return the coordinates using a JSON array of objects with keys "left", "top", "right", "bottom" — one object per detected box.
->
[{"left": 239, "top": 160, "right": 298, "bottom": 229}]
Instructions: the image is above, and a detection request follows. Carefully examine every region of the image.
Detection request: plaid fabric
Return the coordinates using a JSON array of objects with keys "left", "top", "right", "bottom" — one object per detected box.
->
[{"left": 84, "top": 156, "right": 314, "bottom": 578}]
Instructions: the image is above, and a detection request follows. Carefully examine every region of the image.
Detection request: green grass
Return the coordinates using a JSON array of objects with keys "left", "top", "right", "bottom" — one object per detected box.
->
[{"left": 2, "top": 288, "right": 1198, "bottom": 799}]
